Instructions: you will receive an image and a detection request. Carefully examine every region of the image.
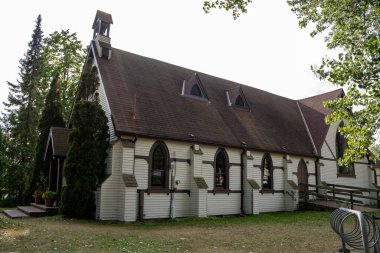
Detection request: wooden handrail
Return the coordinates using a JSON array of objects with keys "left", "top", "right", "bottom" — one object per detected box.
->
[
  {"left": 326, "top": 183, "right": 380, "bottom": 193},
  {"left": 300, "top": 183, "right": 380, "bottom": 209}
]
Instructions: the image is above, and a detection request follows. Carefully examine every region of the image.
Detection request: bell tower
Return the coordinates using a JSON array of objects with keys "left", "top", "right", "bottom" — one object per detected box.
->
[{"left": 92, "top": 10, "right": 113, "bottom": 59}]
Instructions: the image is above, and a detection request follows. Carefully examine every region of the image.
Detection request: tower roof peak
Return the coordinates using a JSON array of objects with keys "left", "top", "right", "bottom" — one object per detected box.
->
[{"left": 92, "top": 10, "right": 113, "bottom": 29}]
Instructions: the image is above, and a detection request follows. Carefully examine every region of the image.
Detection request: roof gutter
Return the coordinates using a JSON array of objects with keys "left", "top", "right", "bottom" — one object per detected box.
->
[{"left": 115, "top": 130, "right": 320, "bottom": 158}]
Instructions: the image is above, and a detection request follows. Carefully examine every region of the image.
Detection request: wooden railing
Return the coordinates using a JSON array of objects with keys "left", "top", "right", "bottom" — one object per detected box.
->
[{"left": 300, "top": 183, "right": 380, "bottom": 209}]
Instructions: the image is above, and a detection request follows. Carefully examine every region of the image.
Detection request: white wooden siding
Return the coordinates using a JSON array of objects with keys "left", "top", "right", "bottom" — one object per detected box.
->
[
  {"left": 229, "top": 166, "right": 241, "bottom": 190},
  {"left": 134, "top": 159, "right": 148, "bottom": 189},
  {"left": 98, "top": 141, "right": 124, "bottom": 220},
  {"left": 122, "top": 188, "right": 137, "bottom": 222},
  {"left": 259, "top": 193, "right": 285, "bottom": 212},
  {"left": 320, "top": 123, "right": 374, "bottom": 204},
  {"left": 144, "top": 194, "right": 171, "bottom": 219},
  {"left": 207, "top": 193, "right": 241, "bottom": 215},
  {"left": 98, "top": 136, "right": 318, "bottom": 220}
]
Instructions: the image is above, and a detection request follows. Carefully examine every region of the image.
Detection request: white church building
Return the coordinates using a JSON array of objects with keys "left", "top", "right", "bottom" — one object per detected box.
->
[{"left": 46, "top": 11, "right": 378, "bottom": 222}]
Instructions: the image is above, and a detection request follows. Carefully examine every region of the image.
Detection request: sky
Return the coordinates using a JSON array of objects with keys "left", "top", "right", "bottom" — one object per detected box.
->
[{"left": 0, "top": 0, "right": 336, "bottom": 113}]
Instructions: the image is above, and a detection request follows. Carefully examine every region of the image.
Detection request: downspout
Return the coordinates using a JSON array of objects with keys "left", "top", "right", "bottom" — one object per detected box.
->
[
  {"left": 240, "top": 148, "right": 246, "bottom": 215},
  {"left": 170, "top": 152, "right": 176, "bottom": 219},
  {"left": 315, "top": 158, "right": 319, "bottom": 194}
]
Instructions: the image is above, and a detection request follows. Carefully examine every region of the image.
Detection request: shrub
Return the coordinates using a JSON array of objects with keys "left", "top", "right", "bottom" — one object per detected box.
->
[{"left": 42, "top": 190, "right": 57, "bottom": 200}]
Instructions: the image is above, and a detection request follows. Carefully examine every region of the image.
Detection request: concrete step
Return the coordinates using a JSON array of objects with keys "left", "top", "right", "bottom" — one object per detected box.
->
[
  {"left": 3, "top": 209, "right": 30, "bottom": 219},
  {"left": 17, "top": 206, "right": 46, "bottom": 217},
  {"left": 30, "top": 203, "right": 59, "bottom": 215}
]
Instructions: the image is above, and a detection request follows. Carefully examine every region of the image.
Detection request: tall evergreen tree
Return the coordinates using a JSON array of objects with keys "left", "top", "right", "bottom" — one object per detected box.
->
[
  {"left": 1, "top": 15, "right": 44, "bottom": 203},
  {"left": 24, "top": 74, "right": 65, "bottom": 202},
  {"left": 60, "top": 67, "right": 109, "bottom": 218},
  {"left": 0, "top": 127, "right": 9, "bottom": 203}
]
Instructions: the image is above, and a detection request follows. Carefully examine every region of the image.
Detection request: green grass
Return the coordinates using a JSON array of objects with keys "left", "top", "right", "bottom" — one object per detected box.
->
[{"left": 0, "top": 211, "right": 365, "bottom": 252}]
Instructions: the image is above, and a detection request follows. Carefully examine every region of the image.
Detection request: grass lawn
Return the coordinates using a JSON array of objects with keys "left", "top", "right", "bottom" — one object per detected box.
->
[{"left": 1, "top": 210, "right": 376, "bottom": 253}]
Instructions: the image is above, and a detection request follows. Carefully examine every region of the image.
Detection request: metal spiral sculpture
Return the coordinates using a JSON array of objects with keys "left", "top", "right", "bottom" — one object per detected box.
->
[{"left": 330, "top": 208, "right": 380, "bottom": 253}]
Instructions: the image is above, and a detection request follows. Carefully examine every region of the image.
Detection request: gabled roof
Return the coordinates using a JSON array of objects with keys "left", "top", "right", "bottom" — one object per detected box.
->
[
  {"left": 299, "top": 89, "right": 343, "bottom": 115},
  {"left": 298, "top": 89, "right": 344, "bottom": 153},
  {"left": 94, "top": 43, "right": 318, "bottom": 156},
  {"left": 44, "top": 127, "right": 72, "bottom": 160}
]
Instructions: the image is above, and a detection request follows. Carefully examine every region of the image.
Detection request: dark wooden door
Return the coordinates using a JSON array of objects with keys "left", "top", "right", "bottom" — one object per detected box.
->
[{"left": 297, "top": 159, "right": 308, "bottom": 199}]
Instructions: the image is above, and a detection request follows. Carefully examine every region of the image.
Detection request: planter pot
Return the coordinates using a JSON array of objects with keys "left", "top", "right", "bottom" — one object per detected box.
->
[
  {"left": 45, "top": 198, "right": 54, "bottom": 207},
  {"left": 35, "top": 195, "right": 43, "bottom": 204}
]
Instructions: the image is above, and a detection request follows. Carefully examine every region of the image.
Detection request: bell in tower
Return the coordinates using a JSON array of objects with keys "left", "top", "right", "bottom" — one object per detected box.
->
[{"left": 92, "top": 10, "right": 113, "bottom": 59}]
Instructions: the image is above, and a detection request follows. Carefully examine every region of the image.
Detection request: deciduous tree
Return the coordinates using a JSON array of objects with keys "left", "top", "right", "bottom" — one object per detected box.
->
[
  {"left": 203, "top": 0, "right": 380, "bottom": 164},
  {"left": 41, "top": 30, "right": 86, "bottom": 122}
]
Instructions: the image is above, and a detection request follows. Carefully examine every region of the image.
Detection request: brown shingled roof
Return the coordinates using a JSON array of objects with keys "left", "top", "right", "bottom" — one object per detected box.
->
[
  {"left": 44, "top": 127, "right": 72, "bottom": 159},
  {"left": 94, "top": 44, "right": 318, "bottom": 157},
  {"left": 298, "top": 89, "right": 343, "bottom": 154},
  {"left": 299, "top": 89, "right": 343, "bottom": 115}
]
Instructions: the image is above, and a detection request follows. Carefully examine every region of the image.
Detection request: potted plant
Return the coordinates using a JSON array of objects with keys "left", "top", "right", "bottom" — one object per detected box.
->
[
  {"left": 33, "top": 189, "right": 44, "bottom": 204},
  {"left": 42, "top": 190, "right": 57, "bottom": 207}
]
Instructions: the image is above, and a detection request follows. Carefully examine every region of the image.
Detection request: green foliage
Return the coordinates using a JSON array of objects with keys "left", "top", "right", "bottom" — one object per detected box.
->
[
  {"left": 41, "top": 30, "right": 86, "bottom": 122},
  {"left": 0, "top": 139, "right": 27, "bottom": 204},
  {"left": 77, "top": 65, "right": 99, "bottom": 101},
  {"left": 60, "top": 100, "right": 109, "bottom": 218},
  {"left": 203, "top": 0, "right": 380, "bottom": 165},
  {"left": 287, "top": 0, "right": 380, "bottom": 165},
  {"left": 24, "top": 74, "right": 65, "bottom": 203},
  {"left": 42, "top": 190, "right": 57, "bottom": 199},
  {"left": 0, "top": 128, "right": 9, "bottom": 201},
  {"left": 33, "top": 189, "right": 43, "bottom": 198},
  {"left": 203, "top": 0, "right": 252, "bottom": 19},
  {"left": 60, "top": 66, "right": 109, "bottom": 218},
  {"left": 1, "top": 15, "right": 44, "bottom": 204},
  {"left": 370, "top": 143, "right": 380, "bottom": 162},
  {"left": 1, "top": 18, "right": 86, "bottom": 205}
]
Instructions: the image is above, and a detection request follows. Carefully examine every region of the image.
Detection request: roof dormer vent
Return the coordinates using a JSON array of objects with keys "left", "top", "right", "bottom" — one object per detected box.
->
[
  {"left": 182, "top": 73, "right": 209, "bottom": 102},
  {"left": 226, "top": 86, "right": 250, "bottom": 110}
]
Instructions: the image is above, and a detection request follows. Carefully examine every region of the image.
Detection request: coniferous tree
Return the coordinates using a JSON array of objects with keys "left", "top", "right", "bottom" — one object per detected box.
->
[
  {"left": 60, "top": 67, "right": 109, "bottom": 218},
  {"left": 0, "top": 127, "right": 9, "bottom": 204},
  {"left": 1, "top": 15, "right": 44, "bottom": 203},
  {"left": 24, "top": 74, "right": 65, "bottom": 202}
]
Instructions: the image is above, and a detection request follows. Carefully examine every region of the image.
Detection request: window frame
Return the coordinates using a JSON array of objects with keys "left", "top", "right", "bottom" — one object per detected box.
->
[
  {"left": 234, "top": 95, "right": 245, "bottom": 107},
  {"left": 190, "top": 83, "right": 203, "bottom": 97},
  {"left": 336, "top": 122, "right": 355, "bottom": 177},
  {"left": 261, "top": 153, "right": 274, "bottom": 191},
  {"left": 148, "top": 141, "right": 170, "bottom": 189},
  {"left": 214, "top": 148, "right": 229, "bottom": 190}
]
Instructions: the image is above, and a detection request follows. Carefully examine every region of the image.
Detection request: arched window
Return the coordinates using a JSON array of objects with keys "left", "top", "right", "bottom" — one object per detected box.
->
[
  {"left": 235, "top": 95, "right": 245, "bottom": 107},
  {"left": 336, "top": 122, "right": 344, "bottom": 160},
  {"left": 190, "top": 84, "right": 202, "bottom": 97},
  {"left": 215, "top": 148, "right": 229, "bottom": 189},
  {"left": 261, "top": 153, "right": 273, "bottom": 190},
  {"left": 149, "top": 141, "right": 170, "bottom": 188},
  {"left": 336, "top": 122, "right": 354, "bottom": 175}
]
